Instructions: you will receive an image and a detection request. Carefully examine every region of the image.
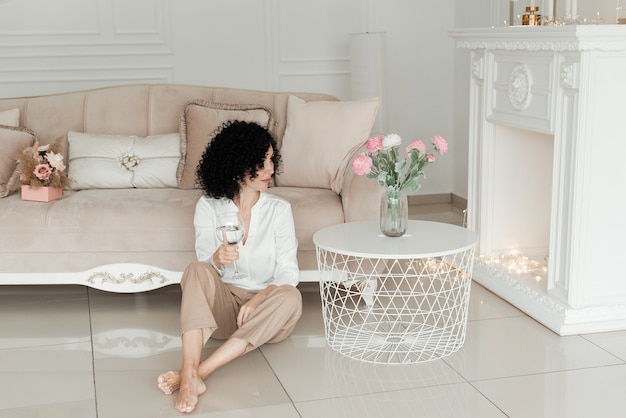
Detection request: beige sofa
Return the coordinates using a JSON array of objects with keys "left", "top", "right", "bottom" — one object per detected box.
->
[{"left": 0, "top": 84, "right": 381, "bottom": 292}]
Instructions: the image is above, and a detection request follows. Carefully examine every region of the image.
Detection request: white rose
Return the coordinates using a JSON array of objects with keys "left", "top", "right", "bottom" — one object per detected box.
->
[
  {"left": 45, "top": 151, "right": 66, "bottom": 171},
  {"left": 383, "top": 133, "right": 402, "bottom": 149}
]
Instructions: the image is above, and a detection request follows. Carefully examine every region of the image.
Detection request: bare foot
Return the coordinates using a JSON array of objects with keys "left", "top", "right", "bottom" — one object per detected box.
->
[
  {"left": 175, "top": 371, "right": 207, "bottom": 414},
  {"left": 157, "top": 370, "right": 181, "bottom": 395}
]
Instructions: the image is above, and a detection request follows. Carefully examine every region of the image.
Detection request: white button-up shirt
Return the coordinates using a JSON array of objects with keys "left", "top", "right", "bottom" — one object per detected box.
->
[{"left": 194, "top": 192, "right": 299, "bottom": 290}]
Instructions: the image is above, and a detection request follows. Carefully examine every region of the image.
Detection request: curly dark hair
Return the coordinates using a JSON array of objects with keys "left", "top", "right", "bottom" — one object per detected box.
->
[{"left": 196, "top": 120, "right": 282, "bottom": 199}]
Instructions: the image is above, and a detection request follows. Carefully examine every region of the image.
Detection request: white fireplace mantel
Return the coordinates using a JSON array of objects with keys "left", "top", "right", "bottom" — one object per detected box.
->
[
  {"left": 453, "top": 25, "right": 626, "bottom": 52},
  {"left": 450, "top": 25, "right": 626, "bottom": 335}
]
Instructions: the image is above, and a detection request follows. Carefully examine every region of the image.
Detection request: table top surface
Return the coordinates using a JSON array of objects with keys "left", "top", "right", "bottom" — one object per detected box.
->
[{"left": 313, "top": 220, "right": 478, "bottom": 258}]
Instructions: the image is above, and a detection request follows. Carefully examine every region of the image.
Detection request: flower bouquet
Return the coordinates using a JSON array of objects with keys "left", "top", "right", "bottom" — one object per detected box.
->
[
  {"left": 16, "top": 136, "right": 70, "bottom": 201},
  {"left": 352, "top": 133, "right": 448, "bottom": 236}
]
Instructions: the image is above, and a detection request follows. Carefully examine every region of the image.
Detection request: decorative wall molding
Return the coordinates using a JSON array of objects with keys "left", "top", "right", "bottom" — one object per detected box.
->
[
  {"left": 0, "top": 41, "right": 173, "bottom": 60},
  {"left": 269, "top": 0, "right": 362, "bottom": 96},
  {"left": 508, "top": 65, "right": 532, "bottom": 110},
  {"left": 279, "top": 58, "right": 350, "bottom": 78},
  {"left": 456, "top": 39, "right": 580, "bottom": 52},
  {"left": 560, "top": 62, "right": 578, "bottom": 89},
  {"left": 0, "top": 65, "right": 173, "bottom": 77},
  {"left": 0, "top": 0, "right": 174, "bottom": 95},
  {"left": 456, "top": 39, "right": 626, "bottom": 52},
  {"left": 0, "top": 66, "right": 174, "bottom": 97},
  {"left": 277, "top": 57, "right": 351, "bottom": 95},
  {"left": 471, "top": 55, "right": 484, "bottom": 80},
  {"left": 453, "top": 26, "right": 626, "bottom": 53},
  {"left": 475, "top": 261, "right": 566, "bottom": 315},
  {"left": 0, "top": 0, "right": 172, "bottom": 56}
]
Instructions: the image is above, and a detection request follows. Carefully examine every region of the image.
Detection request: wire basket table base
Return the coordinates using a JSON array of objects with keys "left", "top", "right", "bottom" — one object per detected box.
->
[{"left": 318, "top": 249, "right": 475, "bottom": 364}]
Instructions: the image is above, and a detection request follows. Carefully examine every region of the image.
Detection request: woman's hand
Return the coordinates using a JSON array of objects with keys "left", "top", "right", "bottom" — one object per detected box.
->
[
  {"left": 212, "top": 244, "right": 239, "bottom": 270},
  {"left": 237, "top": 293, "right": 264, "bottom": 328},
  {"left": 237, "top": 285, "right": 277, "bottom": 328}
]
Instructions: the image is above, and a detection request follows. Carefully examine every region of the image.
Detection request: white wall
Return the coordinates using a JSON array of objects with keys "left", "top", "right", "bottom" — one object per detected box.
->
[
  {"left": 576, "top": 0, "right": 622, "bottom": 23},
  {"left": 366, "top": 0, "right": 456, "bottom": 195},
  {"left": 0, "top": 0, "right": 458, "bottom": 196}
]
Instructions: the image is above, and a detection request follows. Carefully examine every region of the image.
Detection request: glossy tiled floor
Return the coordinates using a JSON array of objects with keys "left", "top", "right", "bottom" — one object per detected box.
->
[{"left": 1, "top": 203, "right": 625, "bottom": 417}]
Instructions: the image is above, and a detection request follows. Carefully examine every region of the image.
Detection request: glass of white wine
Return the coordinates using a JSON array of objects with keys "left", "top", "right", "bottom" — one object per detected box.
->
[{"left": 215, "top": 212, "right": 247, "bottom": 280}]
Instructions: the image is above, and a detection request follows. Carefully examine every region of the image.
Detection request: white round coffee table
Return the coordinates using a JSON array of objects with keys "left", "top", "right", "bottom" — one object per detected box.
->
[{"left": 313, "top": 220, "right": 478, "bottom": 364}]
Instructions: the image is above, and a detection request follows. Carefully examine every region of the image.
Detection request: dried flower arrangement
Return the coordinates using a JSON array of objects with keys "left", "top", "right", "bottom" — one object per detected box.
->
[{"left": 15, "top": 136, "right": 71, "bottom": 189}]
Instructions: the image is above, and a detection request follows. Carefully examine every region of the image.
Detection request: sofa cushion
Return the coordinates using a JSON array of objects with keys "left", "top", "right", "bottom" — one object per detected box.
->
[
  {"left": 178, "top": 100, "right": 272, "bottom": 189},
  {"left": 68, "top": 131, "right": 181, "bottom": 190},
  {"left": 0, "top": 187, "right": 341, "bottom": 273},
  {"left": 0, "top": 125, "right": 37, "bottom": 198},
  {"left": 274, "top": 95, "right": 380, "bottom": 194},
  {"left": 267, "top": 186, "right": 343, "bottom": 252},
  {"left": 0, "top": 188, "right": 202, "bottom": 272},
  {"left": 0, "top": 108, "right": 20, "bottom": 127}
]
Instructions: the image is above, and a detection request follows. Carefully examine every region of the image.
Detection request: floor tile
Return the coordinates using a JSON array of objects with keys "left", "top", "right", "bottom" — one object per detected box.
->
[
  {"left": 88, "top": 286, "right": 181, "bottom": 312},
  {"left": 444, "top": 316, "right": 623, "bottom": 381},
  {"left": 182, "top": 403, "right": 300, "bottom": 418},
  {"left": 582, "top": 330, "right": 626, "bottom": 362},
  {"left": 0, "top": 400, "right": 97, "bottom": 418},
  {"left": 291, "top": 286, "right": 325, "bottom": 338},
  {"left": 89, "top": 293, "right": 183, "bottom": 358},
  {"left": 466, "top": 282, "right": 524, "bottom": 321},
  {"left": 3, "top": 204, "right": 626, "bottom": 417},
  {"left": 295, "top": 382, "right": 507, "bottom": 418},
  {"left": 0, "top": 284, "right": 87, "bottom": 301},
  {"left": 473, "top": 364, "right": 626, "bottom": 418},
  {"left": 94, "top": 348, "right": 291, "bottom": 418},
  {"left": 0, "top": 342, "right": 95, "bottom": 411},
  {"left": 261, "top": 335, "right": 465, "bottom": 403},
  {"left": 0, "top": 296, "right": 91, "bottom": 349}
]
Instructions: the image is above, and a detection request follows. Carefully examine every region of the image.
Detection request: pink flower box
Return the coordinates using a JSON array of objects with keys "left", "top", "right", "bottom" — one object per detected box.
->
[{"left": 21, "top": 185, "right": 62, "bottom": 202}]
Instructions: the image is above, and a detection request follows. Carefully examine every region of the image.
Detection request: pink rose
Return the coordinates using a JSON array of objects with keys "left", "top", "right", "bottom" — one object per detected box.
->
[
  {"left": 352, "top": 154, "right": 373, "bottom": 176},
  {"left": 427, "top": 154, "right": 436, "bottom": 163},
  {"left": 431, "top": 135, "right": 448, "bottom": 154},
  {"left": 406, "top": 139, "right": 426, "bottom": 155},
  {"left": 366, "top": 136, "right": 383, "bottom": 155},
  {"left": 34, "top": 164, "right": 52, "bottom": 180}
]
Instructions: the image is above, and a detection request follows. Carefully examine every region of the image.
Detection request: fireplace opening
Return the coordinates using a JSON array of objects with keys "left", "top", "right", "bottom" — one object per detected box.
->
[{"left": 480, "top": 124, "right": 553, "bottom": 287}]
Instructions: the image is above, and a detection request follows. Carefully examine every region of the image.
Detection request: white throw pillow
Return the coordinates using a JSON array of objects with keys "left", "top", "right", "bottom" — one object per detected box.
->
[
  {"left": 68, "top": 131, "right": 181, "bottom": 190},
  {"left": 0, "top": 108, "right": 20, "bottom": 127},
  {"left": 275, "top": 95, "right": 380, "bottom": 194}
]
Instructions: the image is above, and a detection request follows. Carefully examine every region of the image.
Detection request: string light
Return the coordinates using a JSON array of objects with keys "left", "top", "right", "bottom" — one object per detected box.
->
[{"left": 480, "top": 253, "right": 548, "bottom": 281}]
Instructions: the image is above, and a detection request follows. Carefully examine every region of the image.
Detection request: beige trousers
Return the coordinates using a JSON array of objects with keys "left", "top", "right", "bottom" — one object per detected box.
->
[{"left": 179, "top": 261, "right": 302, "bottom": 353}]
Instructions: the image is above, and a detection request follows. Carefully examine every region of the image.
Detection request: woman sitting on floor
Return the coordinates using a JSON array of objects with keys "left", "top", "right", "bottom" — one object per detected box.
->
[{"left": 157, "top": 120, "right": 302, "bottom": 414}]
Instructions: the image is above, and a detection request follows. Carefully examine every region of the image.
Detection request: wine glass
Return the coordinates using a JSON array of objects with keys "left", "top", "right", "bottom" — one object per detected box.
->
[{"left": 215, "top": 212, "right": 247, "bottom": 280}]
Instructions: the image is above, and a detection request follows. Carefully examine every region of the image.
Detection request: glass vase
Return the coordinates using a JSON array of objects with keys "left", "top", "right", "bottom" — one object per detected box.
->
[{"left": 379, "top": 189, "right": 408, "bottom": 237}]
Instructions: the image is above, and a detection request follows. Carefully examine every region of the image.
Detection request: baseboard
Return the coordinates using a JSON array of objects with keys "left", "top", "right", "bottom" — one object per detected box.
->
[
  {"left": 407, "top": 193, "right": 467, "bottom": 210},
  {"left": 451, "top": 194, "right": 467, "bottom": 210},
  {"left": 406, "top": 193, "right": 450, "bottom": 206}
]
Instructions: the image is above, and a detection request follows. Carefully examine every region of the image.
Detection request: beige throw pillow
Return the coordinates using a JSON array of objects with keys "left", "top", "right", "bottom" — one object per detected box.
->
[
  {"left": 68, "top": 131, "right": 181, "bottom": 190},
  {"left": 275, "top": 95, "right": 380, "bottom": 194},
  {"left": 0, "top": 125, "right": 37, "bottom": 198},
  {"left": 0, "top": 108, "right": 20, "bottom": 127},
  {"left": 177, "top": 100, "right": 272, "bottom": 189}
]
